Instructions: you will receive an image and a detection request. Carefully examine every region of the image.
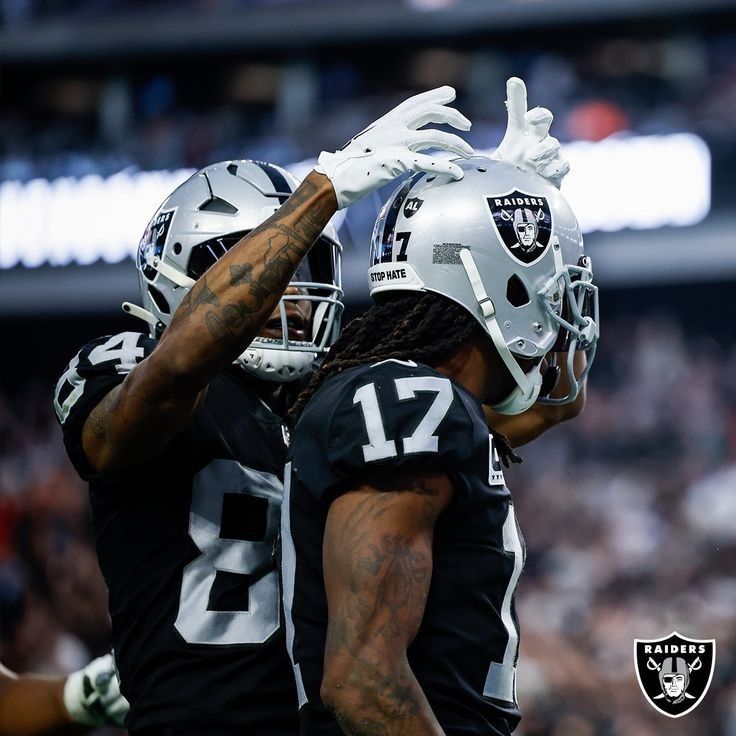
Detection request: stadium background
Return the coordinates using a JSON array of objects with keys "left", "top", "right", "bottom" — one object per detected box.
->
[{"left": 1, "top": 0, "right": 735, "bottom": 734}]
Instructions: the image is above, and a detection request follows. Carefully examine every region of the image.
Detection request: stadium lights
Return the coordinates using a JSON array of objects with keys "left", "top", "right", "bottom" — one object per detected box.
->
[
  {"left": 559, "top": 134, "right": 711, "bottom": 233},
  {"left": 0, "top": 134, "right": 711, "bottom": 269}
]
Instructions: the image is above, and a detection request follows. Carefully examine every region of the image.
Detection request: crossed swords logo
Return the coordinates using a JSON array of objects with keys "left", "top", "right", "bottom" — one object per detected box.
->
[
  {"left": 498, "top": 208, "right": 546, "bottom": 223},
  {"left": 647, "top": 656, "right": 702, "bottom": 700}
]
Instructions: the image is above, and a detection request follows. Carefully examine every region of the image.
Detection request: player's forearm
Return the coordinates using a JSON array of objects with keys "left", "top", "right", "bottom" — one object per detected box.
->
[
  {"left": 543, "top": 349, "right": 587, "bottom": 417},
  {"left": 155, "top": 171, "right": 337, "bottom": 385},
  {"left": 0, "top": 671, "right": 73, "bottom": 736},
  {"left": 484, "top": 350, "right": 587, "bottom": 446},
  {"left": 324, "top": 658, "right": 445, "bottom": 736}
]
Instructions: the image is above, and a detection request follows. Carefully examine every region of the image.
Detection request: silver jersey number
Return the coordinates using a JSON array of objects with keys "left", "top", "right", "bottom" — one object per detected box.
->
[{"left": 175, "top": 459, "right": 282, "bottom": 646}]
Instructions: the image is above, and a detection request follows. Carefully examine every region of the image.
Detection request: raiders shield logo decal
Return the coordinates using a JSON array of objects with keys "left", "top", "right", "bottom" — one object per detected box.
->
[
  {"left": 139, "top": 208, "right": 176, "bottom": 281},
  {"left": 487, "top": 190, "right": 552, "bottom": 266},
  {"left": 634, "top": 631, "right": 715, "bottom": 717}
]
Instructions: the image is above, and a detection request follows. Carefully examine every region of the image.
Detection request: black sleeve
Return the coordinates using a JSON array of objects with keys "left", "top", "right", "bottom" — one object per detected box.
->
[
  {"left": 53, "top": 332, "right": 156, "bottom": 478},
  {"left": 290, "top": 360, "right": 484, "bottom": 501}
]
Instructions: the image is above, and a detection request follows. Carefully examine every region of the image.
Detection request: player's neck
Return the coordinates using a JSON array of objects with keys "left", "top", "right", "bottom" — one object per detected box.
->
[
  {"left": 433, "top": 339, "right": 491, "bottom": 403},
  {"left": 238, "top": 370, "right": 290, "bottom": 416},
  {"left": 433, "top": 335, "right": 515, "bottom": 406}
]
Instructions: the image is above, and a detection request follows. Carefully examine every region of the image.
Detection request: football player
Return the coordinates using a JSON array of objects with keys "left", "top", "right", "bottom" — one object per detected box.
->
[
  {"left": 281, "top": 154, "right": 598, "bottom": 735},
  {"left": 53, "top": 87, "right": 475, "bottom": 736},
  {"left": 0, "top": 654, "right": 128, "bottom": 735}
]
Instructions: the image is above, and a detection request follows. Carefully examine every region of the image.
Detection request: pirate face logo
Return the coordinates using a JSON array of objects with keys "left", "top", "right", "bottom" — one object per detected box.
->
[
  {"left": 634, "top": 631, "right": 715, "bottom": 718},
  {"left": 514, "top": 209, "right": 540, "bottom": 249},
  {"left": 660, "top": 657, "right": 689, "bottom": 702},
  {"left": 486, "top": 190, "right": 552, "bottom": 266}
]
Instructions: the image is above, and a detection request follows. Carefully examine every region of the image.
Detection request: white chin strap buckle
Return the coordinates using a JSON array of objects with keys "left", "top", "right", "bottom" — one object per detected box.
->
[{"left": 580, "top": 317, "right": 596, "bottom": 344}]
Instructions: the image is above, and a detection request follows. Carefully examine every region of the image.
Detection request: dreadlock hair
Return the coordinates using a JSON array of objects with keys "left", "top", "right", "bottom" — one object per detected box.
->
[{"left": 289, "top": 291, "right": 521, "bottom": 466}]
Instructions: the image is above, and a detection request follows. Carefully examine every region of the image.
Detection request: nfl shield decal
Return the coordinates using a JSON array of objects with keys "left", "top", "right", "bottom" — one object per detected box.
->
[
  {"left": 486, "top": 190, "right": 552, "bottom": 266},
  {"left": 634, "top": 631, "right": 715, "bottom": 718}
]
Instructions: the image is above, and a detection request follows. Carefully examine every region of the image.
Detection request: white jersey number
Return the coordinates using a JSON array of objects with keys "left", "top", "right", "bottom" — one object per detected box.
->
[
  {"left": 175, "top": 459, "right": 282, "bottom": 646},
  {"left": 353, "top": 375, "right": 454, "bottom": 462},
  {"left": 54, "top": 333, "right": 145, "bottom": 424}
]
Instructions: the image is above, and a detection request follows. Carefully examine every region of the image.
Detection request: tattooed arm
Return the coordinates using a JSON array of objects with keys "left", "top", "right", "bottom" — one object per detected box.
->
[
  {"left": 321, "top": 472, "right": 453, "bottom": 736},
  {"left": 82, "top": 171, "right": 337, "bottom": 472},
  {"left": 483, "top": 350, "right": 586, "bottom": 447}
]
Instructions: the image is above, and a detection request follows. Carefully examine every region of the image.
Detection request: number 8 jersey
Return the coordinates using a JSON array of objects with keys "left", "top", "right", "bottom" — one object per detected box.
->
[
  {"left": 54, "top": 332, "right": 299, "bottom": 735},
  {"left": 282, "top": 359, "right": 525, "bottom": 736}
]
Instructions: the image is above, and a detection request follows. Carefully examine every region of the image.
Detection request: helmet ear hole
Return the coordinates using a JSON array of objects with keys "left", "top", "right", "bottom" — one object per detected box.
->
[
  {"left": 506, "top": 275, "right": 530, "bottom": 307},
  {"left": 148, "top": 285, "right": 170, "bottom": 315}
]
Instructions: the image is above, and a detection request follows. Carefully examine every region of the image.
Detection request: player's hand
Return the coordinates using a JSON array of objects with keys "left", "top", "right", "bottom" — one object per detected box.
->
[
  {"left": 492, "top": 77, "right": 570, "bottom": 189},
  {"left": 63, "top": 653, "right": 129, "bottom": 727},
  {"left": 315, "top": 86, "right": 473, "bottom": 209}
]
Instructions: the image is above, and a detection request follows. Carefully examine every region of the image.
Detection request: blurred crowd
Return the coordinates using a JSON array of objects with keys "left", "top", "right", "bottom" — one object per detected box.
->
[
  {"left": 0, "top": 313, "right": 734, "bottom": 734},
  {"left": 2, "top": 28, "right": 736, "bottom": 190},
  {"left": 510, "top": 317, "right": 736, "bottom": 735}
]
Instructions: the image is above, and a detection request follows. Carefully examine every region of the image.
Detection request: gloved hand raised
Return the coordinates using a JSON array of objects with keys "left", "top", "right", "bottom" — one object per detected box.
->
[
  {"left": 63, "top": 653, "right": 129, "bottom": 727},
  {"left": 316, "top": 86, "right": 473, "bottom": 209},
  {"left": 492, "top": 77, "right": 570, "bottom": 189}
]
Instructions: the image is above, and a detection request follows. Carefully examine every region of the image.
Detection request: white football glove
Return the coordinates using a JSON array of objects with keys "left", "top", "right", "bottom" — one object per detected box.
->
[
  {"left": 315, "top": 86, "right": 473, "bottom": 209},
  {"left": 63, "top": 653, "right": 129, "bottom": 727},
  {"left": 492, "top": 77, "right": 570, "bottom": 189}
]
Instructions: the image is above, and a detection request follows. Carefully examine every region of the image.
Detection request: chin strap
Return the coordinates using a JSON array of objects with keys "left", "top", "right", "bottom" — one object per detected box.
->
[
  {"left": 152, "top": 257, "right": 196, "bottom": 288},
  {"left": 122, "top": 301, "right": 160, "bottom": 333},
  {"left": 459, "top": 249, "right": 539, "bottom": 403}
]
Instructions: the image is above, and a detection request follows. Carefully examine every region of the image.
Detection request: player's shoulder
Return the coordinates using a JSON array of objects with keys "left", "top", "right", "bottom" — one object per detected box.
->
[
  {"left": 58, "top": 331, "right": 156, "bottom": 373},
  {"left": 302, "top": 358, "right": 485, "bottom": 433},
  {"left": 291, "top": 359, "right": 488, "bottom": 499},
  {"left": 54, "top": 331, "right": 156, "bottom": 426}
]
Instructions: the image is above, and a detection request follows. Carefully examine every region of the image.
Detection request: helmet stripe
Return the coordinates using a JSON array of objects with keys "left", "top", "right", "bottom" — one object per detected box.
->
[
  {"left": 253, "top": 161, "right": 292, "bottom": 204},
  {"left": 380, "top": 172, "right": 425, "bottom": 263}
]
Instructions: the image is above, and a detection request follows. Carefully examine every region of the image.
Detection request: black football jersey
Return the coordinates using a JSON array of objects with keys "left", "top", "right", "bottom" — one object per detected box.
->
[
  {"left": 54, "top": 332, "right": 298, "bottom": 735},
  {"left": 281, "top": 359, "right": 525, "bottom": 736}
]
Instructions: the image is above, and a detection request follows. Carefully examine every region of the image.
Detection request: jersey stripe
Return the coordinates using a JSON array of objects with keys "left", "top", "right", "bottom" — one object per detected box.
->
[{"left": 280, "top": 462, "right": 308, "bottom": 708}]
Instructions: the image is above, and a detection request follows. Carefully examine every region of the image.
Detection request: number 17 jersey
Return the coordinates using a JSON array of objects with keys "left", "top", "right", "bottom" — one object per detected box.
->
[
  {"left": 54, "top": 332, "right": 298, "bottom": 735},
  {"left": 282, "top": 359, "right": 526, "bottom": 736}
]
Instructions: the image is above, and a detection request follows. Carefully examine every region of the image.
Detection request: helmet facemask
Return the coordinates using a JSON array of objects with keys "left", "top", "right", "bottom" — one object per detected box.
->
[
  {"left": 232, "top": 235, "right": 344, "bottom": 382},
  {"left": 535, "top": 254, "right": 599, "bottom": 404}
]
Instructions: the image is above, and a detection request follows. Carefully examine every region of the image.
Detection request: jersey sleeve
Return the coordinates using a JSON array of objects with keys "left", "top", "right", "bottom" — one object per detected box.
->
[
  {"left": 53, "top": 332, "right": 156, "bottom": 478},
  {"left": 290, "top": 360, "right": 487, "bottom": 501}
]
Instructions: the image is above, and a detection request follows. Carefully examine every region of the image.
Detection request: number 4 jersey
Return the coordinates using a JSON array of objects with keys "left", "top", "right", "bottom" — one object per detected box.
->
[
  {"left": 282, "top": 359, "right": 525, "bottom": 736},
  {"left": 54, "top": 332, "right": 299, "bottom": 735}
]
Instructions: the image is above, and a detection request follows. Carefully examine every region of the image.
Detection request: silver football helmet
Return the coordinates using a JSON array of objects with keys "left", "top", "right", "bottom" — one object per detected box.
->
[
  {"left": 368, "top": 156, "right": 598, "bottom": 414},
  {"left": 126, "top": 160, "right": 343, "bottom": 382}
]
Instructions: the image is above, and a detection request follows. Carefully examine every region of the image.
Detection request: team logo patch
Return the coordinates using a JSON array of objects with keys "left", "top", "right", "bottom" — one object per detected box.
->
[
  {"left": 487, "top": 190, "right": 552, "bottom": 266},
  {"left": 139, "top": 208, "right": 176, "bottom": 281},
  {"left": 634, "top": 631, "right": 715, "bottom": 718},
  {"left": 403, "top": 197, "right": 424, "bottom": 218}
]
